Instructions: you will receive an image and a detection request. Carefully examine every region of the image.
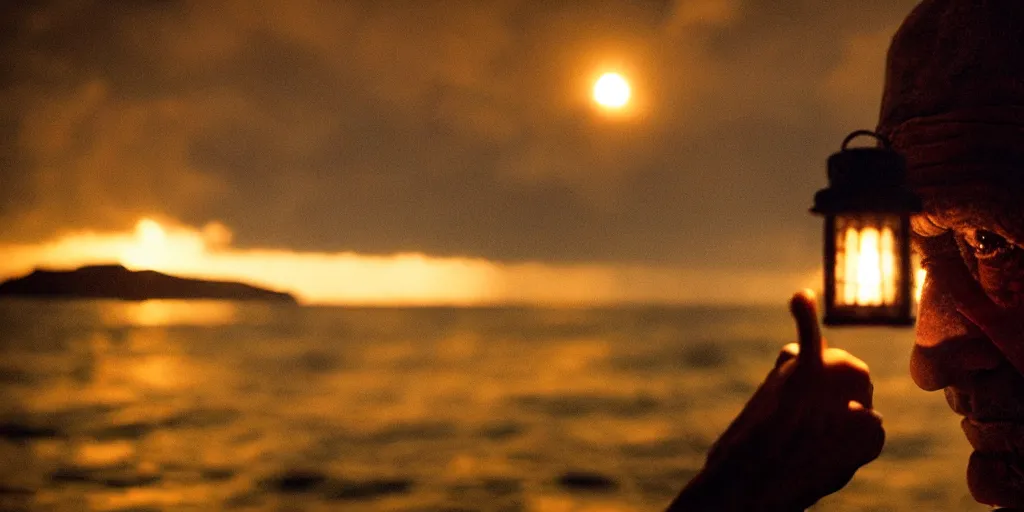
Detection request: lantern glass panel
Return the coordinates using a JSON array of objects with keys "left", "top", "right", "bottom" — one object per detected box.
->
[{"left": 829, "top": 213, "right": 912, "bottom": 324}]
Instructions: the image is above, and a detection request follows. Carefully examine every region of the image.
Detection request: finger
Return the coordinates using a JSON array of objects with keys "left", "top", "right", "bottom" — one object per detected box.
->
[
  {"left": 822, "top": 350, "right": 874, "bottom": 409},
  {"left": 790, "top": 289, "right": 825, "bottom": 371},
  {"left": 774, "top": 343, "right": 800, "bottom": 369},
  {"left": 840, "top": 403, "right": 885, "bottom": 466},
  {"left": 930, "top": 257, "right": 1024, "bottom": 376}
]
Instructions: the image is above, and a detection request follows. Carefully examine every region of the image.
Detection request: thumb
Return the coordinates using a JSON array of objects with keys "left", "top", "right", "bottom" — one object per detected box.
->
[{"left": 790, "top": 289, "right": 825, "bottom": 373}]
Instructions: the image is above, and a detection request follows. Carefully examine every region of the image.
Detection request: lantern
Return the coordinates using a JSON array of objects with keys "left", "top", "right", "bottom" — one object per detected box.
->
[{"left": 812, "top": 130, "right": 922, "bottom": 326}]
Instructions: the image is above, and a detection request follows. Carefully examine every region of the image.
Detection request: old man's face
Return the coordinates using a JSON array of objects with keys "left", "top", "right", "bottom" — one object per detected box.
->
[{"left": 911, "top": 187, "right": 1024, "bottom": 506}]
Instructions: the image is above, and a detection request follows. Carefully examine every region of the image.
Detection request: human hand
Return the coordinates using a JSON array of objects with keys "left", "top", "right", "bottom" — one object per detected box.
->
[{"left": 668, "top": 290, "right": 885, "bottom": 511}]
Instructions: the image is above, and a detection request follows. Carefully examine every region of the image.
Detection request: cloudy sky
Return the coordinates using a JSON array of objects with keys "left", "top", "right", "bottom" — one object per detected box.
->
[{"left": 0, "top": 1, "right": 923, "bottom": 303}]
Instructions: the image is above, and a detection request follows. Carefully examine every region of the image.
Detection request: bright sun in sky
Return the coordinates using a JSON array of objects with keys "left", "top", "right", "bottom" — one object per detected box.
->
[{"left": 593, "top": 72, "right": 631, "bottom": 109}]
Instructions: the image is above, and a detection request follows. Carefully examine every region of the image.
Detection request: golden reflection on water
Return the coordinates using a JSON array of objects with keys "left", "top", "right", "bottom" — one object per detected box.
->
[
  {"left": 128, "top": 355, "right": 185, "bottom": 390},
  {"left": 74, "top": 441, "right": 135, "bottom": 468},
  {"left": 64, "top": 302, "right": 208, "bottom": 405},
  {"left": 0, "top": 305, "right": 981, "bottom": 511},
  {"left": 99, "top": 300, "right": 239, "bottom": 327}
]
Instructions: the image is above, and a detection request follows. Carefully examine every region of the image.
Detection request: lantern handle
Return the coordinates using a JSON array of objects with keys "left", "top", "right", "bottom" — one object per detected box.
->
[{"left": 841, "top": 130, "right": 891, "bottom": 151}]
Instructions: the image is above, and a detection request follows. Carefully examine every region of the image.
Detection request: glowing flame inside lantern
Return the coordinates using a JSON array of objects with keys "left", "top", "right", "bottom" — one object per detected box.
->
[{"left": 840, "top": 226, "right": 898, "bottom": 307}]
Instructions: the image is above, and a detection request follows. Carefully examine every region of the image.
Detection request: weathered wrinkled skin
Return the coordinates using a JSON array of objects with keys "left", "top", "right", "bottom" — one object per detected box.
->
[{"left": 913, "top": 188, "right": 1024, "bottom": 507}]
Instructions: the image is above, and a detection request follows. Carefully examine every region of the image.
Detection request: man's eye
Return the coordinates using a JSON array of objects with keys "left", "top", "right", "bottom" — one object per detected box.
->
[{"left": 971, "top": 229, "right": 1012, "bottom": 258}]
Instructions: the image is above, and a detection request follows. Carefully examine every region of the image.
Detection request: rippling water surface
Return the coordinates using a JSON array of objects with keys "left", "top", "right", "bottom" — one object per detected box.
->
[{"left": 0, "top": 300, "right": 981, "bottom": 511}]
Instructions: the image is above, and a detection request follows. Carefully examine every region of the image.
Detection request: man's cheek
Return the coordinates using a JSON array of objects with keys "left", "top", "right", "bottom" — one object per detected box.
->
[
  {"left": 977, "top": 263, "right": 1024, "bottom": 308},
  {"left": 915, "top": 275, "right": 971, "bottom": 348}
]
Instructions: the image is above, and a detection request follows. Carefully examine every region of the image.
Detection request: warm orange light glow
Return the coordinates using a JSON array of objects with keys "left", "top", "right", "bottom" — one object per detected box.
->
[
  {"left": 881, "top": 227, "right": 897, "bottom": 304},
  {"left": 100, "top": 300, "right": 239, "bottom": 327},
  {"left": 137, "top": 218, "right": 166, "bottom": 246},
  {"left": 841, "top": 226, "right": 900, "bottom": 307},
  {"left": 843, "top": 227, "right": 859, "bottom": 305},
  {"left": 856, "top": 228, "right": 882, "bottom": 305},
  {"left": 593, "top": 72, "right": 631, "bottom": 109},
  {"left": 121, "top": 218, "right": 206, "bottom": 271},
  {"left": 122, "top": 218, "right": 168, "bottom": 270},
  {"left": 0, "top": 218, "right": 814, "bottom": 306},
  {"left": 915, "top": 267, "right": 927, "bottom": 304}
]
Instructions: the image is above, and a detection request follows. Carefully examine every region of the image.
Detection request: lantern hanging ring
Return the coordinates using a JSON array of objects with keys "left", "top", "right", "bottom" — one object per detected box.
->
[{"left": 841, "top": 130, "right": 891, "bottom": 151}]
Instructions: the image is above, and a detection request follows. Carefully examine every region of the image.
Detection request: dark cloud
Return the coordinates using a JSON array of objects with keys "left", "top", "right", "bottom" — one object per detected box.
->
[{"left": 0, "top": 0, "right": 920, "bottom": 270}]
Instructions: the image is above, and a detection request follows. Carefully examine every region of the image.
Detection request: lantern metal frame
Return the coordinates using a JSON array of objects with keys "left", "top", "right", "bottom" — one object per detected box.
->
[{"left": 812, "top": 130, "right": 922, "bottom": 327}]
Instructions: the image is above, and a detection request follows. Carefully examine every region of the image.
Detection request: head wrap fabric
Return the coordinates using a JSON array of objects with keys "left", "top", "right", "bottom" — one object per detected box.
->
[{"left": 877, "top": 0, "right": 1024, "bottom": 190}]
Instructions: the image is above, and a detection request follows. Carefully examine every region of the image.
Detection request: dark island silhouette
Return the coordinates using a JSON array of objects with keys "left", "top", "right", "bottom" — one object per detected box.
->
[{"left": 0, "top": 264, "right": 296, "bottom": 302}]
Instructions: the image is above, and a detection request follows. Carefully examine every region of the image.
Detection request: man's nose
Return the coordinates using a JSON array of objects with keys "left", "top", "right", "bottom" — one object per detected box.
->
[{"left": 910, "top": 276, "right": 1005, "bottom": 391}]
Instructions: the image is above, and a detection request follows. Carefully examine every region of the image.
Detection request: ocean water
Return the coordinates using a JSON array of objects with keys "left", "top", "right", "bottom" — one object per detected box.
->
[{"left": 0, "top": 300, "right": 981, "bottom": 511}]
